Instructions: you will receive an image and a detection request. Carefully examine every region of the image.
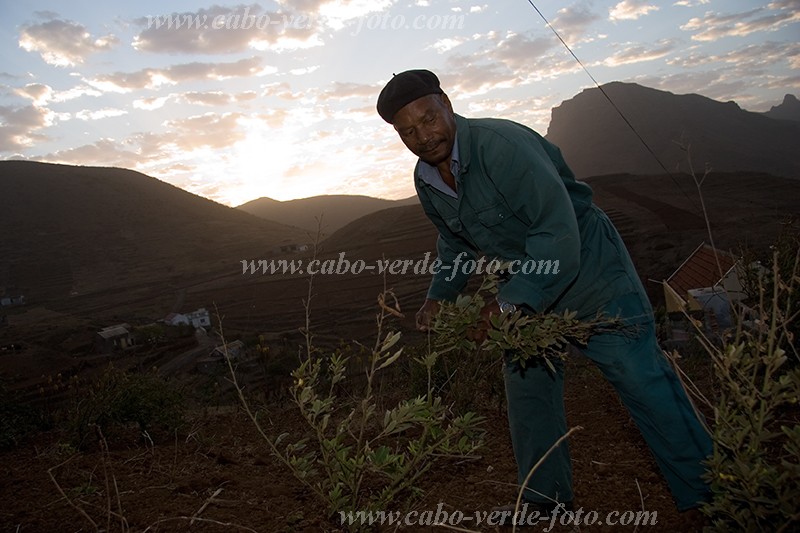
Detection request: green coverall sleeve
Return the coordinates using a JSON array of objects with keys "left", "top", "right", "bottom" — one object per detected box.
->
[
  {"left": 418, "top": 196, "right": 477, "bottom": 302},
  {"left": 487, "top": 131, "right": 582, "bottom": 313}
]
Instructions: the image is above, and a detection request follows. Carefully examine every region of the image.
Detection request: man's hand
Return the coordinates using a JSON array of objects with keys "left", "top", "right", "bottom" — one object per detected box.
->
[
  {"left": 415, "top": 299, "right": 441, "bottom": 331},
  {"left": 467, "top": 299, "right": 502, "bottom": 343}
]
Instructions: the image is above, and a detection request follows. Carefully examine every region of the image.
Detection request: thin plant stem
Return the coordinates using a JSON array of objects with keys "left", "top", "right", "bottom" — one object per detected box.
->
[
  {"left": 47, "top": 455, "right": 99, "bottom": 532},
  {"left": 215, "top": 306, "right": 326, "bottom": 503},
  {"left": 512, "top": 426, "right": 582, "bottom": 533}
]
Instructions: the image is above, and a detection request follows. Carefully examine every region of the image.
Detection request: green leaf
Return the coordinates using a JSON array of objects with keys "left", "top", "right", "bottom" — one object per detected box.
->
[
  {"left": 377, "top": 348, "right": 404, "bottom": 371},
  {"left": 381, "top": 331, "right": 402, "bottom": 352}
]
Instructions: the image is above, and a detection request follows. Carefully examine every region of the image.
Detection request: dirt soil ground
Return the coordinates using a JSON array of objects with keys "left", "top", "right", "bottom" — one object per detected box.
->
[{"left": 0, "top": 348, "right": 715, "bottom": 533}]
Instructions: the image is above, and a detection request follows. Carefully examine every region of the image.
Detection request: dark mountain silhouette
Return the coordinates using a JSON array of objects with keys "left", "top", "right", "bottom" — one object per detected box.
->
[
  {"left": 318, "top": 171, "right": 800, "bottom": 310},
  {"left": 319, "top": 203, "right": 433, "bottom": 258},
  {"left": 545, "top": 82, "right": 800, "bottom": 180},
  {"left": 237, "top": 194, "right": 418, "bottom": 234},
  {"left": 0, "top": 161, "right": 306, "bottom": 304},
  {"left": 764, "top": 94, "right": 800, "bottom": 122}
]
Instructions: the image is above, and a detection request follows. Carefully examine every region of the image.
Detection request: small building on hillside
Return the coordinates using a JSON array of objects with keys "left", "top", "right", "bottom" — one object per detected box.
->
[
  {"left": 96, "top": 323, "right": 135, "bottom": 353},
  {"left": 197, "top": 339, "right": 245, "bottom": 374},
  {"left": 275, "top": 243, "right": 309, "bottom": 254},
  {"left": 186, "top": 308, "right": 211, "bottom": 328},
  {"left": 211, "top": 339, "right": 244, "bottom": 359},
  {"left": 164, "top": 313, "right": 190, "bottom": 326},
  {"left": 164, "top": 308, "right": 210, "bottom": 328},
  {"left": 663, "top": 243, "right": 743, "bottom": 330},
  {"left": 0, "top": 293, "right": 26, "bottom": 307}
]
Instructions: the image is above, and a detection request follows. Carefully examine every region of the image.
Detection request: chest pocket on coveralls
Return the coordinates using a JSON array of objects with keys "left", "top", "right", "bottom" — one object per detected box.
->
[{"left": 474, "top": 202, "right": 519, "bottom": 256}]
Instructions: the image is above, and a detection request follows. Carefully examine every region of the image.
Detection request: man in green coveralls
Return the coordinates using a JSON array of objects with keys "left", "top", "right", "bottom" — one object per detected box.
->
[{"left": 376, "top": 69, "right": 712, "bottom": 518}]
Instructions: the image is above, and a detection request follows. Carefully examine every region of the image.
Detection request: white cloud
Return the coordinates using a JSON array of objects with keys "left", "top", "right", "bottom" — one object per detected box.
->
[
  {"left": 182, "top": 92, "right": 234, "bottom": 106},
  {"left": 87, "top": 57, "right": 270, "bottom": 93},
  {"left": 0, "top": 104, "right": 53, "bottom": 150},
  {"left": 289, "top": 66, "right": 320, "bottom": 75},
  {"left": 133, "top": 96, "right": 170, "bottom": 110},
  {"left": 316, "top": 81, "right": 379, "bottom": 101},
  {"left": 15, "top": 82, "right": 102, "bottom": 105},
  {"left": 18, "top": 19, "right": 117, "bottom": 67},
  {"left": 39, "top": 138, "right": 145, "bottom": 168},
  {"left": 681, "top": 3, "right": 800, "bottom": 42},
  {"left": 132, "top": 3, "right": 345, "bottom": 54},
  {"left": 51, "top": 85, "right": 103, "bottom": 103},
  {"left": 135, "top": 5, "right": 309, "bottom": 52},
  {"left": 717, "top": 41, "right": 800, "bottom": 69},
  {"left": 317, "top": 0, "right": 395, "bottom": 31},
  {"left": 430, "top": 37, "right": 465, "bottom": 53},
  {"left": 163, "top": 112, "right": 246, "bottom": 151},
  {"left": 673, "top": 0, "right": 710, "bottom": 7},
  {"left": 599, "top": 39, "right": 677, "bottom": 67},
  {"left": 453, "top": 31, "right": 576, "bottom": 84},
  {"left": 75, "top": 108, "right": 128, "bottom": 120},
  {"left": 551, "top": 3, "right": 602, "bottom": 45},
  {"left": 14, "top": 84, "right": 53, "bottom": 105},
  {"left": 133, "top": 92, "right": 249, "bottom": 109},
  {"left": 609, "top": 1, "right": 660, "bottom": 21}
]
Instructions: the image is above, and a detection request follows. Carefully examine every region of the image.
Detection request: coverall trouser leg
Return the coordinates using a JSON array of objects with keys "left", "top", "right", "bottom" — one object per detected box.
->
[
  {"left": 582, "top": 317, "right": 713, "bottom": 511},
  {"left": 503, "top": 312, "right": 712, "bottom": 511},
  {"left": 504, "top": 358, "right": 573, "bottom": 505}
]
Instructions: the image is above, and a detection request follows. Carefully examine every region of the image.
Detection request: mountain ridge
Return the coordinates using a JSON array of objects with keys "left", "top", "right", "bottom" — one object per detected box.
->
[
  {"left": 237, "top": 194, "right": 418, "bottom": 234},
  {"left": 764, "top": 94, "right": 800, "bottom": 122},
  {"left": 0, "top": 160, "right": 306, "bottom": 304},
  {"left": 545, "top": 82, "right": 800, "bottom": 180}
]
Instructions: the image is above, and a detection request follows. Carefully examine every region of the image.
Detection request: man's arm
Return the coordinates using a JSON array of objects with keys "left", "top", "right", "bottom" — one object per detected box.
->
[
  {"left": 427, "top": 231, "right": 476, "bottom": 301},
  {"left": 415, "top": 298, "right": 440, "bottom": 331},
  {"left": 414, "top": 176, "right": 478, "bottom": 302},
  {"left": 414, "top": 185, "right": 478, "bottom": 330},
  {"left": 415, "top": 212, "right": 477, "bottom": 331}
]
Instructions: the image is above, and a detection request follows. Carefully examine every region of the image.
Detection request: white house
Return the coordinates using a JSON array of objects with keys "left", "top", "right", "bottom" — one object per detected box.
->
[
  {"left": 186, "top": 308, "right": 211, "bottom": 328},
  {"left": 164, "top": 313, "right": 190, "bottom": 326},
  {"left": 164, "top": 308, "right": 210, "bottom": 328},
  {"left": 663, "top": 243, "right": 743, "bottom": 332}
]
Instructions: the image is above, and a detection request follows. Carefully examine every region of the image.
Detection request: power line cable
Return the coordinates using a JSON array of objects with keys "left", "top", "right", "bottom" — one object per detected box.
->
[{"left": 525, "top": 0, "right": 702, "bottom": 214}]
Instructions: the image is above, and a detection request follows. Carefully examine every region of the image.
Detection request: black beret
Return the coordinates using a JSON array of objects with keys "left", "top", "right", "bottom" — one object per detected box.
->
[{"left": 376, "top": 69, "right": 444, "bottom": 124}]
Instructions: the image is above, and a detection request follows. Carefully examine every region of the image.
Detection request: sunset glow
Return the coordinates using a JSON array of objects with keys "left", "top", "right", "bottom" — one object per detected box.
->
[{"left": 1, "top": 1, "right": 798, "bottom": 205}]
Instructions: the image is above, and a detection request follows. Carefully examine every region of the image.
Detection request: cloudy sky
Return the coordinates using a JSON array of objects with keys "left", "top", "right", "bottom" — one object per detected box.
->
[{"left": 1, "top": 1, "right": 798, "bottom": 205}]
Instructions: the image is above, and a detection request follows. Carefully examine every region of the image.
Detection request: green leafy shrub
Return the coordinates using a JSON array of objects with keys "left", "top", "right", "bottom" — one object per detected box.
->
[
  {"left": 69, "top": 366, "right": 185, "bottom": 447},
  {"left": 426, "top": 274, "right": 623, "bottom": 411},
  {"left": 222, "top": 271, "right": 623, "bottom": 530},
  {"left": 737, "top": 217, "right": 799, "bottom": 359},
  {"left": 701, "top": 252, "right": 800, "bottom": 531},
  {"left": 222, "top": 290, "right": 485, "bottom": 529},
  {"left": 0, "top": 383, "right": 44, "bottom": 449}
]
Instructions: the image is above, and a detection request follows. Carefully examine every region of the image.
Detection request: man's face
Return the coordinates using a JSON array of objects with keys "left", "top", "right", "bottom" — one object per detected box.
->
[{"left": 392, "top": 93, "right": 457, "bottom": 167}]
